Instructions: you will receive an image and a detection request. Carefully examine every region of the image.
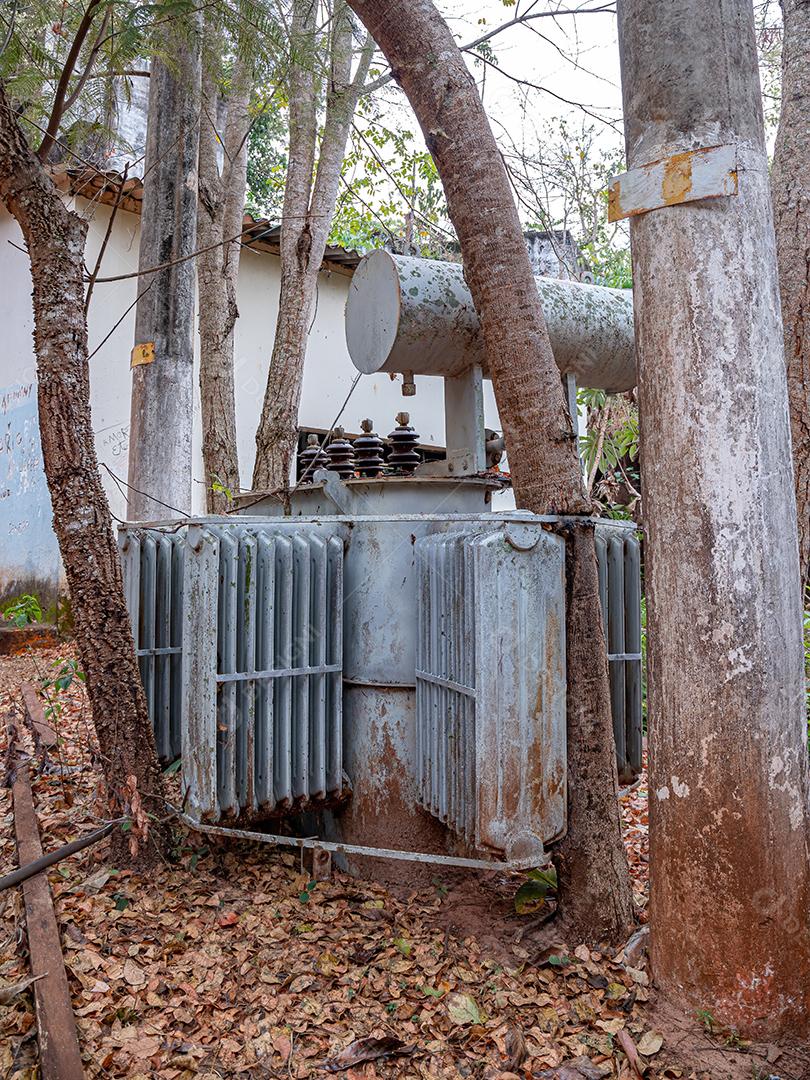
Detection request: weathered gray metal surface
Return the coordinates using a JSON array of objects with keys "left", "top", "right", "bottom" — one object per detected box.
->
[
  {"left": 595, "top": 525, "right": 643, "bottom": 782},
  {"left": 345, "top": 251, "right": 636, "bottom": 392},
  {"left": 608, "top": 143, "right": 738, "bottom": 222},
  {"left": 184, "top": 522, "right": 346, "bottom": 821},
  {"left": 118, "top": 506, "right": 642, "bottom": 869},
  {"left": 119, "top": 520, "right": 347, "bottom": 823},
  {"left": 233, "top": 474, "right": 502, "bottom": 517},
  {"left": 415, "top": 524, "right": 567, "bottom": 859},
  {"left": 118, "top": 529, "right": 185, "bottom": 761},
  {"left": 181, "top": 814, "right": 549, "bottom": 871}
]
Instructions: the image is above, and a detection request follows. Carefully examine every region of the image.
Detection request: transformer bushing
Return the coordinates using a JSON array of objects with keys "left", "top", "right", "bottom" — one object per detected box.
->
[
  {"left": 325, "top": 427, "right": 356, "bottom": 478},
  {"left": 387, "top": 412, "right": 421, "bottom": 474},
  {"left": 298, "top": 433, "right": 329, "bottom": 481},
  {"left": 353, "top": 419, "right": 385, "bottom": 477}
]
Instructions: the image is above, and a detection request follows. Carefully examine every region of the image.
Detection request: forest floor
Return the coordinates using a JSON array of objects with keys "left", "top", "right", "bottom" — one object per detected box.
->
[{"left": 1, "top": 646, "right": 809, "bottom": 1080}]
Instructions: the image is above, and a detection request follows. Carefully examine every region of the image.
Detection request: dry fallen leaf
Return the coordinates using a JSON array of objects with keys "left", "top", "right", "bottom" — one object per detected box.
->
[
  {"left": 0, "top": 973, "right": 47, "bottom": 1004},
  {"left": 446, "top": 991, "right": 481, "bottom": 1025},
  {"left": 0, "top": 648, "right": 662, "bottom": 1080},
  {"left": 504, "top": 1023, "right": 527, "bottom": 1069},
  {"left": 537, "top": 1056, "right": 611, "bottom": 1079},
  {"left": 636, "top": 1029, "right": 663, "bottom": 1056},
  {"left": 323, "top": 1036, "right": 412, "bottom": 1072},
  {"left": 122, "top": 958, "right": 146, "bottom": 987}
]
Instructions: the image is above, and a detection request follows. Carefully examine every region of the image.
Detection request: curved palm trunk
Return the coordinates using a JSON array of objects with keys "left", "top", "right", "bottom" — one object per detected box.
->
[
  {"left": 347, "top": 0, "right": 635, "bottom": 945},
  {"left": 772, "top": 0, "right": 810, "bottom": 594},
  {"left": 0, "top": 80, "right": 165, "bottom": 866}
]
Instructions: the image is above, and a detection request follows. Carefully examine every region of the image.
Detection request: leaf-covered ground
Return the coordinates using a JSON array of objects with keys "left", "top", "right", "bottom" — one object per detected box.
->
[{"left": 0, "top": 647, "right": 806, "bottom": 1080}]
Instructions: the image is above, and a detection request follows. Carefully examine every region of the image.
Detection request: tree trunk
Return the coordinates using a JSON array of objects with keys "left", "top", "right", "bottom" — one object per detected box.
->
[
  {"left": 197, "top": 52, "right": 251, "bottom": 513},
  {"left": 128, "top": 17, "right": 202, "bottom": 519},
  {"left": 0, "top": 79, "right": 165, "bottom": 865},
  {"left": 252, "top": 1, "right": 374, "bottom": 490},
  {"left": 618, "top": 0, "right": 810, "bottom": 1036},
  {"left": 347, "top": 0, "right": 635, "bottom": 946},
  {"left": 772, "top": 0, "right": 810, "bottom": 595}
]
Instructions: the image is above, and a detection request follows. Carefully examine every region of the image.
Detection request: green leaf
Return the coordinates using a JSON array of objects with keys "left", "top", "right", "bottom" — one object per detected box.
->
[
  {"left": 527, "top": 866, "right": 558, "bottom": 889},
  {"left": 514, "top": 879, "right": 549, "bottom": 914},
  {"left": 394, "top": 937, "right": 412, "bottom": 957},
  {"left": 548, "top": 954, "right": 571, "bottom": 967}
]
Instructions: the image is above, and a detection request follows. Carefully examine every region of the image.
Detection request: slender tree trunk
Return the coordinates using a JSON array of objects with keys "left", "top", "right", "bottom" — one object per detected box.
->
[
  {"left": 347, "top": 0, "right": 635, "bottom": 945},
  {"left": 252, "top": 1, "right": 374, "bottom": 490},
  {"left": 197, "top": 52, "right": 251, "bottom": 513},
  {"left": 0, "top": 80, "right": 165, "bottom": 865},
  {"left": 128, "top": 17, "right": 202, "bottom": 519},
  {"left": 772, "top": 0, "right": 810, "bottom": 594},
  {"left": 618, "top": 0, "right": 810, "bottom": 1036}
]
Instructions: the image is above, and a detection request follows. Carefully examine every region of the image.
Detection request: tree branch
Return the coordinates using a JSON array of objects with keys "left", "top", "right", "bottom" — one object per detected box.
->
[
  {"left": 62, "top": 7, "right": 111, "bottom": 114},
  {"left": 361, "top": 1, "right": 617, "bottom": 95},
  {"left": 37, "top": 0, "right": 104, "bottom": 160}
]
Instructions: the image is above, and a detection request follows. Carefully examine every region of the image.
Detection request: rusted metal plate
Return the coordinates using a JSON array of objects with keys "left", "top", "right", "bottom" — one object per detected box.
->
[
  {"left": 608, "top": 143, "right": 738, "bottom": 222},
  {"left": 10, "top": 728, "right": 85, "bottom": 1079}
]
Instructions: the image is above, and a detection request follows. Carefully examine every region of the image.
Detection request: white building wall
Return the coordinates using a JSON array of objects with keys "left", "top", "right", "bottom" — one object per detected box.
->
[{"left": 1, "top": 196, "right": 505, "bottom": 601}]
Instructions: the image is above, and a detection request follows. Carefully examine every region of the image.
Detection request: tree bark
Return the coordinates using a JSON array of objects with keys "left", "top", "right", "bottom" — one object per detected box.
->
[
  {"left": 197, "top": 52, "right": 251, "bottom": 513},
  {"left": 0, "top": 79, "right": 165, "bottom": 865},
  {"left": 618, "top": 0, "right": 810, "bottom": 1036},
  {"left": 252, "top": 1, "right": 374, "bottom": 491},
  {"left": 128, "top": 17, "right": 202, "bottom": 519},
  {"left": 346, "top": 0, "right": 635, "bottom": 946},
  {"left": 772, "top": 0, "right": 810, "bottom": 594}
]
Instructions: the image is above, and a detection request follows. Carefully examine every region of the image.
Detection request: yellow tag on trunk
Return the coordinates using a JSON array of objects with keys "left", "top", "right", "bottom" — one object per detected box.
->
[{"left": 130, "top": 342, "right": 155, "bottom": 368}]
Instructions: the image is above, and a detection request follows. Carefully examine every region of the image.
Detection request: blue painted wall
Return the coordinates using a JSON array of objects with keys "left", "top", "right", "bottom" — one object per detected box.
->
[{"left": 0, "top": 381, "right": 61, "bottom": 605}]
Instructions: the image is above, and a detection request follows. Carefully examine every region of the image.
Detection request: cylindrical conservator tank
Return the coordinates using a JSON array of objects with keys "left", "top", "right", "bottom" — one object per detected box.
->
[{"left": 344, "top": 250, "right": 637, "bottom": 393}]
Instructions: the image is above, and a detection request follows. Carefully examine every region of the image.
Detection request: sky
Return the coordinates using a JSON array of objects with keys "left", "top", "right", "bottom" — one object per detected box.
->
[
  {"left": 441, "top": 0, "right": 623, "bottom": 133},
  {"left": 360, "top": 0, "right": 627, "bottom": 239}
]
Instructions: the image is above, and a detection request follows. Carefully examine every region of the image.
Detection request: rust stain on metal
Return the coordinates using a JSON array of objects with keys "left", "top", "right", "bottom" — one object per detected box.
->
[
  {"left": 130, "top": 341, "right": 155, "bottom": 368},
  {"left": 608, "top": 143, "right": 738, "bottom": 222},
  {"left": 661, "top": 151, "right": 694, "bottom": 205}
]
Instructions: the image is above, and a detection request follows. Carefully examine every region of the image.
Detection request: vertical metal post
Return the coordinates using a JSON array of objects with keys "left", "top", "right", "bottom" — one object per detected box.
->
[
  {"left": 181, "top": 526, "right": 219, "bottom": 820},
  {"left": 444, "top": 364, "right": 487, "bottom": 473}
]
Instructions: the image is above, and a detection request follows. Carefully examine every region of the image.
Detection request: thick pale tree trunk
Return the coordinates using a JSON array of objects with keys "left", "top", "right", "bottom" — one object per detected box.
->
[
  {"left": 197, "top": 55, "right": 251, "bottom": 513},
  {"left": 347, "top": 0, "right": 635, "bottom": 945},
  {"left": 618, "top": 0, "right": 810, "bottom": 1035},
  {"left": 772, "top": 0, "right": 810, "bottom": 594},
  {"left": 0, "top": 80, "right": 165, "bottom": 865},
  {"left": 252, "top": 1, "right": 374, "bottom": 490},
  {"left": 128, "top": 18, "right": 202, "bottom": 519}
]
